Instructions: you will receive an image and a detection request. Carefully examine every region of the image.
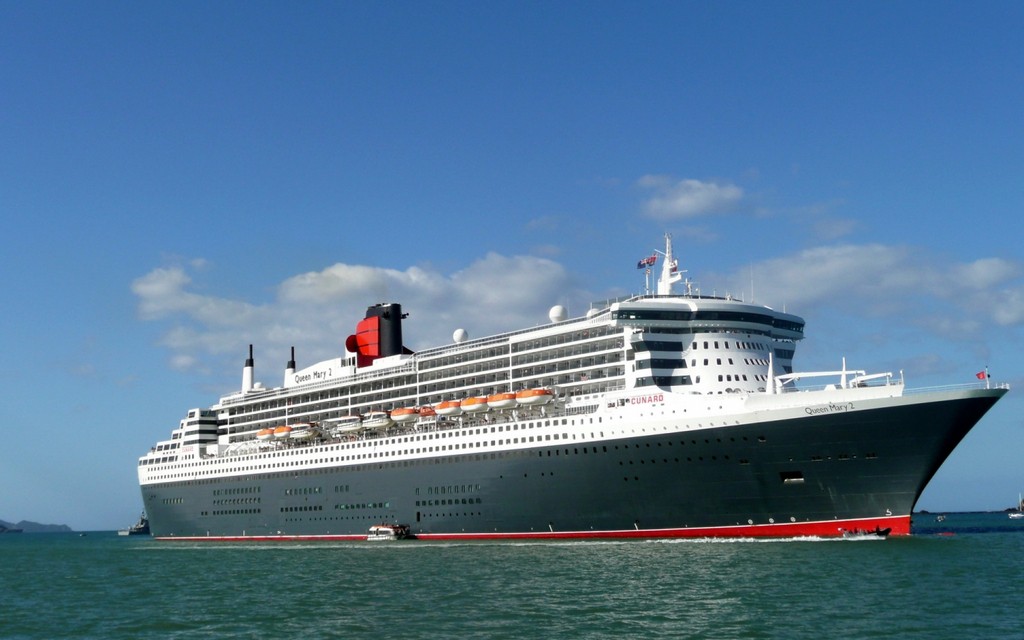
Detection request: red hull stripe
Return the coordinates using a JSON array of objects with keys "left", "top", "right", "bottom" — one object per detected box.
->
[{"left": 155, "top": 515, "right": 909, "bottom": 542}]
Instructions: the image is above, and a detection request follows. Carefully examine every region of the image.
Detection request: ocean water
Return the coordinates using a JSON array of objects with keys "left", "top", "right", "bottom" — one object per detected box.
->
[{"left": 2, "top": 512, "right": 1022, "bottom": 639}]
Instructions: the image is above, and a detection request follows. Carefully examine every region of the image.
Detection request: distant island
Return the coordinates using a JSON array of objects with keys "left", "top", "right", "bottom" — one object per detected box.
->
[{"left": 1, "top": 518, "right": 72, "bottom": 533}]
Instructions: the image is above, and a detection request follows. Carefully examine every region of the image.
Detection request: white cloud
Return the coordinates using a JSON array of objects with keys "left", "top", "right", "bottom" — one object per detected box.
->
[
  {"left": 993, "top": 287, "right": 1024, "bottom": 326},
  {"left": 131, "top": 266, "right": 262, "bottom": 327},
  {"left": 637, "top": 176, "right": 743, "bottom": 219},
  {"left": 715, "top": 244, "right": 1024, "bottom": 333},
  {"left": 952, "top": 258, "right": 1020, "bottom": 290}
]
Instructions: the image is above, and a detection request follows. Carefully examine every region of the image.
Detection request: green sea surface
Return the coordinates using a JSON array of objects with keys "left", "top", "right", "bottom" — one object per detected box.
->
[{"left": 2, "top": 512, "right": 1021, "bottom": 639}]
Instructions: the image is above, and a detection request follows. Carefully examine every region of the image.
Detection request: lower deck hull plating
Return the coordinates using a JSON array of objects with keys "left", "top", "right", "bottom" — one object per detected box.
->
[{"left": 141, "top": 390, "right": 1002, "bottom": 540}]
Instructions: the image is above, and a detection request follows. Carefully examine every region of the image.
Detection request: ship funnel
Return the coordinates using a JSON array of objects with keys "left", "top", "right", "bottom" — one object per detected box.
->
[
  {"left": 345, "top": 302, "right": 412, "bottom": 368},
  {"left": 242, "top": 344, "right": 255, "bottom": 392}
]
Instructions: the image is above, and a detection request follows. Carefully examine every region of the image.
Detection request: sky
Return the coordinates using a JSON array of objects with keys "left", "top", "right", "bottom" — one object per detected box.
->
[{"left": 2, "top": 1, "right": 1022, "bottom": 530}]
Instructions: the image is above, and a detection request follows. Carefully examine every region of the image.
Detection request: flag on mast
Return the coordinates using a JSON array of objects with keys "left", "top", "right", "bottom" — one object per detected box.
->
[{"left": 636, "top": 254, "right": 657, "bottom": 269}]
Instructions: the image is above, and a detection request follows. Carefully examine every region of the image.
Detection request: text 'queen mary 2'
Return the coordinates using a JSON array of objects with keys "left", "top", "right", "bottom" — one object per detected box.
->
[{"left": 137, "top": 236, "right": 1007, "bottom": 540}]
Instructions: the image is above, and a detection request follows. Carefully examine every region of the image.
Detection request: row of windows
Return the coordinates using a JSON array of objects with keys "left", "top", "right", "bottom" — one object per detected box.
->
[
  {"left": 337, "top": 501, "right": 391, "bottom": 510},
  {"left": 635, "top": 376, "right": 692, "bottom": 387},
  {"left": 207, "top": 508, "right": 260, "bottom": 516},
  {"left": 284, "top": 486, "right": 321, "bottom": 496},
  {"left": 416, "top": 498, "right": 482, "bottom": 507},
  {"left": 420, "top": 484, "right": 482, "bottom": 496},
  {"left": 141, "top": 456, "right": 178, "bottom": 466},
  {"left": 418, "top": 358, "right": 510, "bottom": 384},
  {"left": 213, "top": 497, "right": 260, "bottom": 506},
  {"left": 510, "top": 326, "right": 617, "bottom": 354},
  {"left": 634, "top": 340, "right": 685, "bottom": 352},
  {"left": 419, "top": 345, "right": 511, "bottom": 371},
  {"left": 616, "top": 308, "right": 803, "bottom": 333},
  {"left": 512, "top": 338, "right": 623, "bottom": 367},
  {"left": 213, "top": 486, "right": 260, "bottom": 496},
  {"left": 636, "top": 358, "right": 687, "bottom": 370}
]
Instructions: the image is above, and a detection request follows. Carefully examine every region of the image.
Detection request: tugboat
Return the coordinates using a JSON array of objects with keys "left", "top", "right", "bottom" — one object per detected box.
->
[
  {"left": 366, "top": 523, "right": 413, "bottom": 541},
  {"left": 118, "top": 512, "right": 151, "bottom": 536}
]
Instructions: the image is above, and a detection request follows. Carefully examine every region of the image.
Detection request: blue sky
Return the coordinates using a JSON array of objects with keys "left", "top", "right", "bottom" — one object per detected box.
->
[{"left": 2, "top": 2, "right": 1021, "bottom": 530}]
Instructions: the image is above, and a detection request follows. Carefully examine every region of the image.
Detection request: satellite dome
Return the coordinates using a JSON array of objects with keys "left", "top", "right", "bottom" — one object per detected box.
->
[
  {"left": 586, "top": 308, "right": 599, "bottom": 319},
  {"left": 549, "top": 305, "right": 567, "bottom": 323},
  {"left": 453, "top": 328, "right": 468, "bottom": 343}
]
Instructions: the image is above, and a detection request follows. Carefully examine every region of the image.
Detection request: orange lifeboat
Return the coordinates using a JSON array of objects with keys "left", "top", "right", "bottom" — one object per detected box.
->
[
  {"left": 256, "top": 428, "right": 275, "bottom": 442},
  {"left": 435, "top": 399, "right": 463, "bottom": 416},
  {"left": 516, "top": 388, "right": 554, "bottom": 406},
  {"left": 487, "top": 392, "right": 517, "bottom": 410},
  {"left": 273, "top": 425, "right": 293, "bottom": 439},
  {"left": 461, "top": 396, "right": 490, "bottom": 413},
  {"left": 391, "top": 407, "right": 420, "bottom": 424}
]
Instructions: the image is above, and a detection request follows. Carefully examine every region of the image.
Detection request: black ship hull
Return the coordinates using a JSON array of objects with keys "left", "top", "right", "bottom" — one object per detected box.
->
[{"left": 141, "top": 387, "right": 1003, "bottom": 540}]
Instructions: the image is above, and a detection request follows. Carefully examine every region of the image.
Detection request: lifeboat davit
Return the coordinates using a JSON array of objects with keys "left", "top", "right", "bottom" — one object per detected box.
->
[
  {"left": 256, "top": 428, "right": 275, "bottom": 442},
  {"left": 391, "top": 407, "right": 420, "bottom": 424},
  {"left": 363, "top": 411, "right": 393, "bottom": 430},
  {"left": 435, "top": 400, "right": 463, "bottom": 416},
  {"left": 516, "top": 388, "right": 553, "bottom": 406},
  {"left": 461, "top": 396, "right": 490, "bottom": 413},
  {"left": 273, "top": 425, "right": 293, "bottom": 440},
  {"left": 487, "top": 392, "right": 517, "bottom": 410}
]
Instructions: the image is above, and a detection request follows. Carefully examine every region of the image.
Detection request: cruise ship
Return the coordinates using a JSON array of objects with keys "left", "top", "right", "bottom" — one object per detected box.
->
[{"left": 137, "top": 236, "right": 1007, "bottom": 540}]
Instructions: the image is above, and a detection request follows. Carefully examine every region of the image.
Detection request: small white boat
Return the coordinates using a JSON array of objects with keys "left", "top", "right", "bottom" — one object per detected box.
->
[
  {"left": 288, "top": 423, "right": 318, "bottom": 440},
  {"left": 1010, "top": 493, "right": 1024, "bottom": 519},
  {"left": 362, "top": 411, "right": 393, "bottom": 430},
  {"left": 366, "top": 524, "right": 413, "bottom": 541},
  {"left": 328, "top": 415, "right": 363, "bottom": 435}
]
